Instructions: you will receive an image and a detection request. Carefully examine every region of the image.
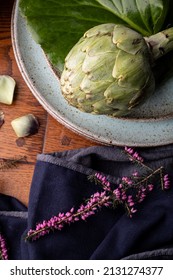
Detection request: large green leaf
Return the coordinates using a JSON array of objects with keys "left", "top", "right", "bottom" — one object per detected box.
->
[
  {"left": 19, "top": 0, "right": 169, "bottom": 72},
  {"left": 97, "top": 0, "right": 169, "bottom": 34}
]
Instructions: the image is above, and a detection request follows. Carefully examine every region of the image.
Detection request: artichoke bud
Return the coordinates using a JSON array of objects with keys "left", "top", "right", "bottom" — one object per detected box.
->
[{"left": 60, "top": 23, "right": 173, "bottom": 117}]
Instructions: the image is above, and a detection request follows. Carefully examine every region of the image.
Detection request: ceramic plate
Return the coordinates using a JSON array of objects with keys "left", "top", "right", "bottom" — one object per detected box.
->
[{"left": 11, "top": 0, "right": 173, "bottom": 147}]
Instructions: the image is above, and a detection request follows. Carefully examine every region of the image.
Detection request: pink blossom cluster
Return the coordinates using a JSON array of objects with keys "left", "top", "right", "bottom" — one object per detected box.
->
[
  {"left": 122, "top": 176, "right": 133, "bottom": 185},
  {"left": 77, "top": 191, "right": 110, "bottom": 220},
  {"left": 113, "top": 182, "right": 155, "bottom": 218},
  {"left": 95, "top": 173, "right": 111, "bottom": 191},
  {"left": 163, "top": 174, "right": 170, "bottom": 189},
  {"left": 26, "top": 191, "right": 111, "bottom": 241},
  {"left": 94, "top": 172, "right": 141, "bottom": 217},
  {"left": 113, "top": 185, "right": 138, "bottom": 217},
  {"left": 136, "top": 184, "right": 154, "bottom": 203},
  {"left": 125, "top": 146, "right": 144, "bottom": 163},
  {"left": 0, "top": 233, "right": 8, "bottom": 260}
]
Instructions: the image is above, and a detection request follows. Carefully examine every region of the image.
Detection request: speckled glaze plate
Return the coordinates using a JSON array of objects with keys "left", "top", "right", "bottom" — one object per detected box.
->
[{"left": 11, "top": 0, "right": 173, "bottom": 147}]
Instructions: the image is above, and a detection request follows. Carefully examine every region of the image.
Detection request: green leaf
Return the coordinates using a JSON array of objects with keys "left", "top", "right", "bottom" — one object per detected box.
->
[
  {"left": 97, "top": 0, "right": 169, "bottom": 34},
  {"left": 19, "top": 0, "right": 169, "bottom": 72}
]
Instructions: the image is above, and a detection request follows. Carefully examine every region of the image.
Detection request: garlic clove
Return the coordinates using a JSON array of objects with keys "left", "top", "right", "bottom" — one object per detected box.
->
[
  {"left": 11, "top": 114, "right": 39, "bottom": 137},
  {"left": 0, "top": 110, "right": 4, "bottom": 127},
  {"left": 0, "top": 75, "right": 16, "bottom": 105}
]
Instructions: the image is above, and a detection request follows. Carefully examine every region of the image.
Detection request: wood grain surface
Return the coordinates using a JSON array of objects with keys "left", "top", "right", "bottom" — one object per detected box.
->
[{"left": 0, "top": 0, "right": 97, "bottom": 206}]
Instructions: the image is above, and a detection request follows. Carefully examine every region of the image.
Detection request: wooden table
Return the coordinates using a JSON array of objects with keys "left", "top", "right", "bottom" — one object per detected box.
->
[{"left": 0, "top": 0, "right": 97, "bottom": 206}]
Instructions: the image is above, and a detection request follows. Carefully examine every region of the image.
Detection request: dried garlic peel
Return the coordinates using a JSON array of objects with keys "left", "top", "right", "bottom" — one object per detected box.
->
[{"left": 0, "top": 75, "right": 16, "bottom": 105}]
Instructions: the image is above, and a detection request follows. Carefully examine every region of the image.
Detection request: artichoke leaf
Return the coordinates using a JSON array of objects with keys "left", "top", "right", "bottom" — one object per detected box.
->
[
  {"left": 61, "top": 66, "right": 85, "bottom": 94},
  {"left": 112, "top": 50, "right": 151, "bottom": 89},
  {"left": 65, "top": 38, "right": 86, "bottom": 70},
  {"left": 112, "top": 25, "right": 148, "bottom": 55},
  {"left": 92, "top": 99, "right": 118, "bottom": 115},
  {"left": 82, "top": 52, "right": 116, "bottom": 81},
  {"left": 104, "top": 82, "right": 141, "bottom": 112},
  {"left": 83, "top": 35, "right": 116, "bottom": 56},
  {"left": 80, "top": 76, "right": 110, "bottom": 95}
]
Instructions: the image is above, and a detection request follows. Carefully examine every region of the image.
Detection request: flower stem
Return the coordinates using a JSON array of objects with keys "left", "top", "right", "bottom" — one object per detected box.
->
[
  {"left": 127, "top": 153, "right": 153, "bottom": 172},
  {"left": 133, "top": 166, "right": 163, "bottom": 188}
]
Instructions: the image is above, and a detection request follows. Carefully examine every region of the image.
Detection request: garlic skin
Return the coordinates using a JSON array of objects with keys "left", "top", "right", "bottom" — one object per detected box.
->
[
  {"left": 11, "top": 114, "right": 39, "bottom": 137},
  {"left": 0, "top": 75, "right": 16, "bottom": 105}
]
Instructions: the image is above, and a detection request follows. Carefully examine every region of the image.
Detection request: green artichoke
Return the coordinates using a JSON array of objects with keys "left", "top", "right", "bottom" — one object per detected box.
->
[{"left": 60, "top": 24, "right": 173, "bottom": 117}]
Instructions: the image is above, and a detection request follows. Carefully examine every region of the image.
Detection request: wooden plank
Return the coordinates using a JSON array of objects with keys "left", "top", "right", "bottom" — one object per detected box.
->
[
  {"left": 43, "top": 115, "right": 97, "bottom": 153},
  {"left": 0, "top": 163, "right": 34, "bottom": 207}
]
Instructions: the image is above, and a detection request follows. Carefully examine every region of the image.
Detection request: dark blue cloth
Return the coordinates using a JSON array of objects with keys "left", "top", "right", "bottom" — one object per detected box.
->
[
  {"left": 0, "top": 194, "right": 27, "bottom": 259},
  {"left": 1, "top": 145, "right": 173, "bottom": 259}
]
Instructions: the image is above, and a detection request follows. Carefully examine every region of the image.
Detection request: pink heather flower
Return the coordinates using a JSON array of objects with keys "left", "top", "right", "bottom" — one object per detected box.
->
[
  {"left": 132, "top": 171, "right": 138, "bottom": 177},
  {"left": 0, "top": 233, "right": 8, "bottom": 260},
  {"left": 147, "top": 184, "right": 154, "bottom": 191},
  {"left": 128, "top": 201, "right": 135, "bottom": 207},
  {"left": 122, "top": 194, "right": 127, "bottom": 201},
  {"left": 127, "top": 195, "right": 133, "bottom": 202},
  {"left": 125, "top": 147, "right": 134, "bottom": 154},
  {"left": 113, "top": 188, "right": 121, "bottom": 199},
  {"left": 122, "top": 177, "right": 133, "bottom": 185},
  {"left": 138, "top": 192, "right": 146, "bottom": 203},
  {"left": 131, "top": 208, "right": 137, "bottom": 213},
  {"left": 128, "top": 207, "right": 137, "bottom": 218},
  {"left": 106, "top": 181, "right": 110, "bottom": 187},
  {"left": 132, "top": 152, "right": 144, "bottom": 163},
  {"left": 124, "top": 147, "right": 143, "bottom": 163},
  {"left": 127, "top": 195, "right": 135, "bottom": 207},
  {"left": 163, "top": 174, "right": 170, "bottom": 189},
  {"left": 95, "top": 173, "right": 111, "bottom": 191}
]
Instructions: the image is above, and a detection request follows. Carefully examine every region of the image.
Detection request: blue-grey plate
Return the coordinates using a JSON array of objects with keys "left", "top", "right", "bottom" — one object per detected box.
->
[{"left": 11, "top": 0, "right": 173, "bottom": 147}]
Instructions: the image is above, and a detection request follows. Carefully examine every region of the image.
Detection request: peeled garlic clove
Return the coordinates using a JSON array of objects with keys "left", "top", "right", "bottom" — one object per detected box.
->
[
  {"left": 0, "top": 110, "right": 4, "bottom": 127},
  {"left": 0, "top": 75, "right": 16, "bottom": 105},
  {"left": 11, "top": 114, "right": 39, "bottom": 137}
]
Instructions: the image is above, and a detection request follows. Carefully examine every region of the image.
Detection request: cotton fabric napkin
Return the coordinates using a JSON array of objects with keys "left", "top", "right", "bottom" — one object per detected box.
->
[{"left": 1, "top": 145, "right": 173, "bottom": 260}]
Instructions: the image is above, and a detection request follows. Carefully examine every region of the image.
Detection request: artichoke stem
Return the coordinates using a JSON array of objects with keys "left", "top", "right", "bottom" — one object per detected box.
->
[{"left": 145, "top": 27, "right": 173, "bottom": 61}]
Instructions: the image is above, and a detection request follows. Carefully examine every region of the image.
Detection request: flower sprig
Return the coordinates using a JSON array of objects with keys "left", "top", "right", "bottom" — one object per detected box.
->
[
  {"left": 0, "top": 233, "right": 8, "bottom": 260},
  {"left": 124, "top": 146, "right": 170, "bottom": 190},
  {"left": 25, "top": 147, "right": 170, "bottom": 242},
  {"left": 26, "top": 191, "right": 111, "bottom": 241}
]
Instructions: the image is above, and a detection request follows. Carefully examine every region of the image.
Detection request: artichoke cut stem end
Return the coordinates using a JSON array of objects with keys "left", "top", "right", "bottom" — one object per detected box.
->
[{"left": 145, "top": 27, "right": 173, "bottom": 61}]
